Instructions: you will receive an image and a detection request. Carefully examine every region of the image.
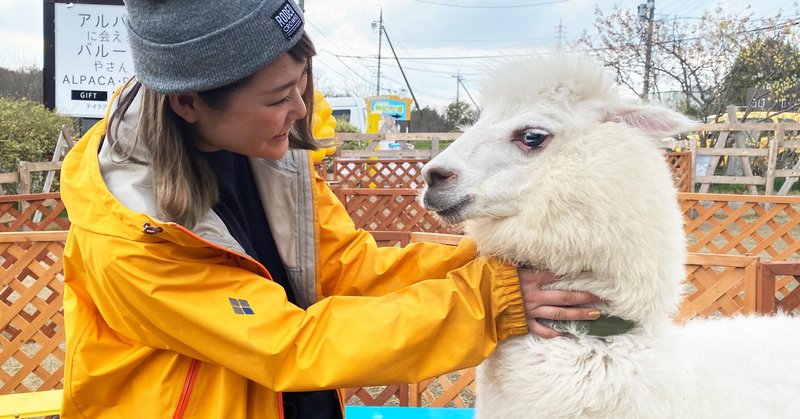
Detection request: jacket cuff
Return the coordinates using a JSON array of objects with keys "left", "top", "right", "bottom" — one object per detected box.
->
[{"left": 485, "top": 258, "right": 528, "bottom": 340}]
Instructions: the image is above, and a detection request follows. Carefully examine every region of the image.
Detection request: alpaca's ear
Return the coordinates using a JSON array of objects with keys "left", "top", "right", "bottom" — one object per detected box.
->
[{"left": 606, "top": 105, "right": 697, "bottom": 138}]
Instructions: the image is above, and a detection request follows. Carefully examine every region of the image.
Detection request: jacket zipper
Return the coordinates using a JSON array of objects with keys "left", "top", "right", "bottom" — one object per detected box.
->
[{"left": 173, "top": 359, "right": 201, "bottom": 419}]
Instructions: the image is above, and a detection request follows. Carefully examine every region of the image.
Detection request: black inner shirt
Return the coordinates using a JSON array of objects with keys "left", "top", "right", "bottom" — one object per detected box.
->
[
  {"left": 204, "top": 150, "right": 296, "bottom": 302},
  {"left": 203, "top": 150, "right": 341, "bottom": 419}
]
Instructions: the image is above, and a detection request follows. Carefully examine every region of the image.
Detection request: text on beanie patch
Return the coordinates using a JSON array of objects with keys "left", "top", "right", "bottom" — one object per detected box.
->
[{"left": 272, "top": 1, "right": 303, "bottom": 40}]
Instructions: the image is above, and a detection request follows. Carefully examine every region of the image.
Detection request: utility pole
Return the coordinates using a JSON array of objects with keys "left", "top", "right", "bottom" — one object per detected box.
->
[
  {"left": 453, "top": 73, "right": 463, "bottom": 104},
  {"left": 372, "top": 8, "right": 384, "bottom": 96},
  {"left": 640, "top": 0, "right": 655, "bottom": 99},
  {"left": 555, "top": 19, "right": 565, "bottom": 51}
]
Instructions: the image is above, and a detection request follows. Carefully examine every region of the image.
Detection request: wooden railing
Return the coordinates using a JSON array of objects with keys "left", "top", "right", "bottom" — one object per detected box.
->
[
  {"left": 662, "top": 119, "right": 800, "bottom": 195},
  {"left": 0, "top": 162, "right": 62, "bottom": 196}
]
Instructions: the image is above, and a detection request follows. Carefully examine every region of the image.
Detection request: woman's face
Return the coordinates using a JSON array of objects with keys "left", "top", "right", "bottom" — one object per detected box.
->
[{"left": 188, "top": 53, "right": 309, "bottom": 159}]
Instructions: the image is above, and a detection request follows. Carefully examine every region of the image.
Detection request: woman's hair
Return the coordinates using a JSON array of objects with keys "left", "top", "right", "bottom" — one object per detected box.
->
[{"left": 107, "top": 32, "right": 317, "bottom": 228}]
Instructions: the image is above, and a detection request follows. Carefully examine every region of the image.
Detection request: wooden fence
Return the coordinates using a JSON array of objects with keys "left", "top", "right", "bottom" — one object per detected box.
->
[
  {"left": 3, "top": 187, "right": 800, "bottom": 407},
  {"left": 333, "top": 159, "right": 428, "bottom": 189},
  {"left": 0, "top": 231, "right": 67, "bottom": 394},
  {"left": 680, "top": 192, "right": 800, "bottom": 261},
  {"left": 665, "top": 151, "right": 692, "bottom": 193},
  {"left": 0, "top": 193, "right": 68, "bottom": 233},
  {"left": 0, "top": 162, "right": 62, "bottom": 196},
  {"left": 662, "top": 119, "right": 800, "bottom": 195},
  {"left": 334, "top": 188, "right": 463, "bottom": 236}
]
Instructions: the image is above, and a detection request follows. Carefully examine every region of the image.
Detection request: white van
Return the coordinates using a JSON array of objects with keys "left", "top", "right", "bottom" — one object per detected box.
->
[{"left": 327, "top": 96, "right": 367, "bottom": 133}]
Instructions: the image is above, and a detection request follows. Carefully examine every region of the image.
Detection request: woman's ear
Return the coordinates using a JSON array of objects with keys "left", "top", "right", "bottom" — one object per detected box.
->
[{"left": 168, "top": 93, "right": 202, "bottom": 124}]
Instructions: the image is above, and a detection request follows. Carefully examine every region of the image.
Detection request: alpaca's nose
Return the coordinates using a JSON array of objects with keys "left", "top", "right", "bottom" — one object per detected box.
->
[{"left": 423, "top": 165, "right": 457, "bottom": 188}]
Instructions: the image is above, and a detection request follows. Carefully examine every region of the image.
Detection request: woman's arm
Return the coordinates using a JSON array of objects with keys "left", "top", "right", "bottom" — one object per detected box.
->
[
  {"left": 70, "top": 228, "right": 526, "bottom": 392},
  {"left": 314, "top": 175, "right": 479, "bottom": 297}
]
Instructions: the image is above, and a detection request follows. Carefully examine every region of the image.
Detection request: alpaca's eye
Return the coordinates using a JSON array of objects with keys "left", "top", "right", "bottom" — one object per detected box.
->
[{"left": 514, "top": 128, "right": 551, "bottom": 150}]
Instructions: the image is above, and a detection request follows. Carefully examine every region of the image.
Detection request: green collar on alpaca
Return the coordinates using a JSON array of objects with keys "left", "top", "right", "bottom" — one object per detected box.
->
[{"left": 550, "top": 315, "right": 636, "bottom": 338}]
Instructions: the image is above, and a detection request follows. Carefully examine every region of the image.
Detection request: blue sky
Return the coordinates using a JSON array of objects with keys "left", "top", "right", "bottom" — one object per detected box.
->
[{"left": 0, "top": 0, "right": 795, "bottom": 108}]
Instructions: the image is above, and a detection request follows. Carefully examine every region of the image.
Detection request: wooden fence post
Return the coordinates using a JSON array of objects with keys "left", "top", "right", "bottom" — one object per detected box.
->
[
  {"left": 18, "top": 161, "right": 31, "bottom": 195},
  {"left": 765, "top": 124, "right": 780, "bottom": 196}
]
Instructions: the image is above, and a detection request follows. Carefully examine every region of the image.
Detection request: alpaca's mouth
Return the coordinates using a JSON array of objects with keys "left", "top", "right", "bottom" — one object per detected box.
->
[{"left": 427, "top": 195, "right": 475, "bottom": 224}]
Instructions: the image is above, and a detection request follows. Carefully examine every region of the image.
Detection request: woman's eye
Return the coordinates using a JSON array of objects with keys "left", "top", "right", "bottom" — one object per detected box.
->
[
  {"left": 516, "top": 128, "right": 551, "bottom": 148},
  {"left": 270, "top": 96, "right": 291, "bottom": 106}
]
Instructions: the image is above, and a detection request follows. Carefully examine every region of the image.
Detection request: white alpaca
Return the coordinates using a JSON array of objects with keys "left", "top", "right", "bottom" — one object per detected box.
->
[{"left": 421, "top": 54, "right": 800, "bottom": 418}]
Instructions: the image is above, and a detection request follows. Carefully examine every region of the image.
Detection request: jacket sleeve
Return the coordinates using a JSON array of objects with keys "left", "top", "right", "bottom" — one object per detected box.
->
[
  {"left": 71, "top": 227, "right": 527, "bottom": 392},
  {"left": 313, "top": 174, "right": 483, "bottom": 298}
]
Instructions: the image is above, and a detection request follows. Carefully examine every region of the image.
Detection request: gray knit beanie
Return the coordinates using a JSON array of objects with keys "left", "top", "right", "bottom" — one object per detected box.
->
[{"left": 124, "top": 0, "right": 305, "bottom": 93}]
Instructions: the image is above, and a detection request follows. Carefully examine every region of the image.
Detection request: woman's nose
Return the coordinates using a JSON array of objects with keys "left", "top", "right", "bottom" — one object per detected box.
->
[{"left": 290, "top": 88, "right": 307, "bottom": 120}]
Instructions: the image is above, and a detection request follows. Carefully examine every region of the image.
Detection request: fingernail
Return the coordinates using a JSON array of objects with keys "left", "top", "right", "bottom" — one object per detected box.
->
[{"left": 588, "top": 310, "right": 602, "bottom": 320}]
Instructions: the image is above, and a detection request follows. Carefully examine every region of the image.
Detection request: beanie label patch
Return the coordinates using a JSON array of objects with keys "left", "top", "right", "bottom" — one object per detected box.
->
[{"left": 272, "top": 1, "right": 303, "bottom": 40}]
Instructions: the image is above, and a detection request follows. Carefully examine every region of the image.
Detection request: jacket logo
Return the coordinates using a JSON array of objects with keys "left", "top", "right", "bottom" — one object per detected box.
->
[{"left": 229, "top": 298, "right": 254, "bottom": 315}]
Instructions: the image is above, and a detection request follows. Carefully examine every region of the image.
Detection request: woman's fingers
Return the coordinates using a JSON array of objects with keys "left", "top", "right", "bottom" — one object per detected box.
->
[
  {"left": 517, "top": 268, "right": 603, "bottom": 339},
  {"left": 528, "top": 305, "right": 602, "bottom": 322},
  {"left": 524, "top": 289, "right": 598, "bottom": 307}
]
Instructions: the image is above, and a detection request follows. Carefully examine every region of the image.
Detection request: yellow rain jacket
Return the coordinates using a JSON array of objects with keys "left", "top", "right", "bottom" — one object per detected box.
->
[{"left": 59, "top": 86, "right": 527, "bottom": 418}]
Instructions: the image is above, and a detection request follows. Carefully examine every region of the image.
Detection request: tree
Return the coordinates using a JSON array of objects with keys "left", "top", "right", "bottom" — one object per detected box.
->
[
  {"left": 0, "top": 97, "right": 73, "bottom": 193},
  {"left": 577, "top": 4, "right": 800, "bottom": 119},
  {"left": 444, "top": 101, "right": 478, "bottom": 132},
  {"left": 410, "top": 106, "right": 447, "bottom": 133},
  {"left": 0, "top": 66, "right": 43, "bottom": 102},
  {"left": 722, "top": 38, "right": 800, "bottom": 116}
]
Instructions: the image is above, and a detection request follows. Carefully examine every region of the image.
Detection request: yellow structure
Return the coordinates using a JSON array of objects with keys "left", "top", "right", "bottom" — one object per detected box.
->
[
  {"left": 0, "top": 389, "right": 62, "bottom": 419},
  {"left": 309, "top": 90, "right": 338, "bottom": 162}
]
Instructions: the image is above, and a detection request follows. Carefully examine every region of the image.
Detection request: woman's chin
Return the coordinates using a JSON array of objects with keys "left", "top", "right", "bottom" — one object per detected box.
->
[{"left": 259, "top": 138, "right": 290, "bottom": 160}]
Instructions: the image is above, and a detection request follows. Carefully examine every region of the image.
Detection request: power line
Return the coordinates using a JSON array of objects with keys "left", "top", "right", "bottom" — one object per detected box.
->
[
  {"left": 410, "top": 0, "right": 571, "bottom": 9},
  {"left": 331, "top": 52, "right": 535, "bottom": 60},
  {"left": 318, "top": 50, "right": 375, "bottom": 87},
  {"left": 386, "top": 35, "right": 557, "bottom": 44}
]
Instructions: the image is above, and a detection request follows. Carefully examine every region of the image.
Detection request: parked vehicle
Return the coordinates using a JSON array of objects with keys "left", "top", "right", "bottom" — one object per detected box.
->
[{"left": 327, "top": 96, "right": 367, "bottom": 133}]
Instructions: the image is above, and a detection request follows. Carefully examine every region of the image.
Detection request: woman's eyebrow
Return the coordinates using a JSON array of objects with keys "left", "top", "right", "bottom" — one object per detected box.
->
[{"left": 265, "top": 79, "right": 297, "bottom": 94}]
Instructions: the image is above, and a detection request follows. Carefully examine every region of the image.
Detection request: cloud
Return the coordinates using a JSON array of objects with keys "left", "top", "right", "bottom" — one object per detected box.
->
[{"left": 0, "top": 29, "right": 43, "bottom": 69}]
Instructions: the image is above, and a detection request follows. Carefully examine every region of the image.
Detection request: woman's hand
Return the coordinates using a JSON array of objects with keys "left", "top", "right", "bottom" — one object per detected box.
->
[{"left": 518, "top": 268, "right": 602, "bottom": 338}]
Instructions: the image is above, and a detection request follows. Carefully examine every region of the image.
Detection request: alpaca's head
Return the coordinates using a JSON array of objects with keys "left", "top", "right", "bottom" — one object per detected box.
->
[{"left": 422, "top": 54, "right": 694, "bottom": 324}]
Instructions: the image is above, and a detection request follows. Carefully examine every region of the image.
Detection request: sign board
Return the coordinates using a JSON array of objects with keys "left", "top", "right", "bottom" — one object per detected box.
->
[
  {"left": 365, "top": 95, "right": 414, "bottom": 121},
  {"left": 51, "top": 2, "right": 132, "bottom": 118}
]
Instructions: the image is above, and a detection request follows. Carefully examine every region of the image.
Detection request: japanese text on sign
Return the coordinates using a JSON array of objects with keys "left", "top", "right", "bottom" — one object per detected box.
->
[{"left": 55, "top": 3, "right": 133, "bottom": 118}]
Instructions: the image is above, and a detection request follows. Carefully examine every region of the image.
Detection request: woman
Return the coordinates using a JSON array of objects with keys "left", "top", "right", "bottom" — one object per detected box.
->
[{"left": 59, "top": 0, "right": 600, "bottom": 418}]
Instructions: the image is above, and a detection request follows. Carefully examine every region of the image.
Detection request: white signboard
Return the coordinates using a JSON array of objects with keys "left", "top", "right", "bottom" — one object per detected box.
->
[{"left": 55, "top": 3, "right": 132, "bottom": 118}]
